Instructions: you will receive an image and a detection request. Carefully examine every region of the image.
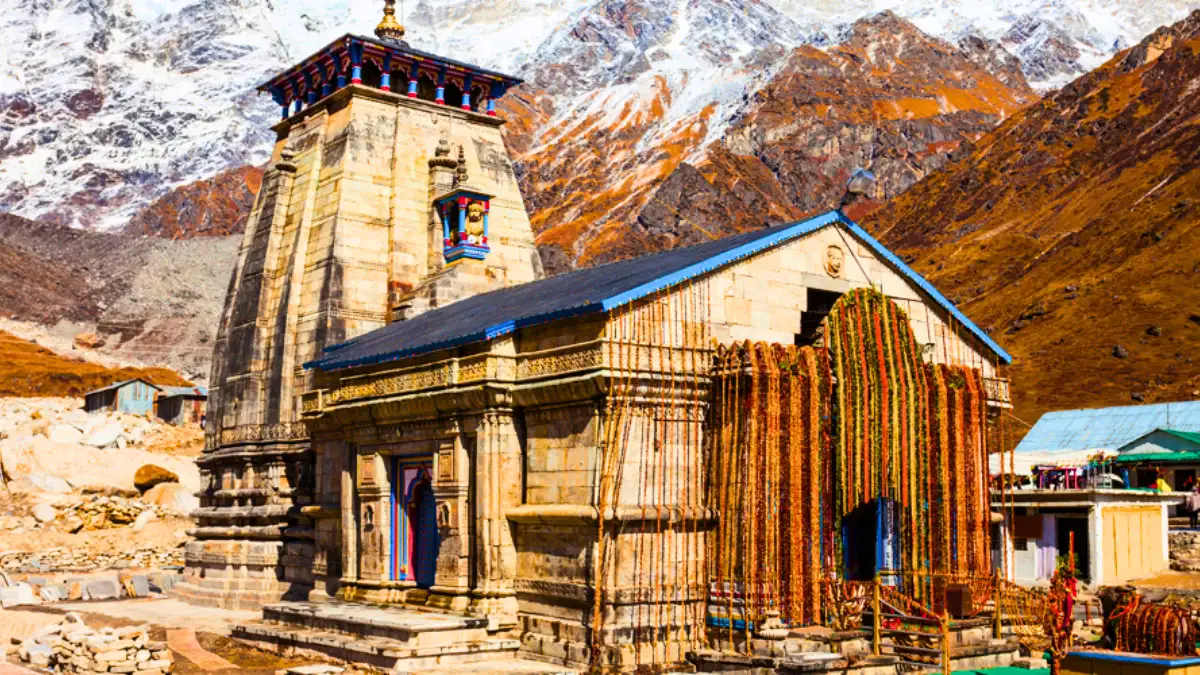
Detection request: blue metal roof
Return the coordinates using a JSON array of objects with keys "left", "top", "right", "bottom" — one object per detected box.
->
[
  {"left": 1016, "top": 401, "right": 1200, "bottom": 454},
  {"left": 308, "top": 210, "right": 1011, "bottom": 371},
  {"left": 157, "top": 386, "right": 209, "bottom": 398},
  {"left": 85, "top": 378, "right": 161, "bottom": 396}
]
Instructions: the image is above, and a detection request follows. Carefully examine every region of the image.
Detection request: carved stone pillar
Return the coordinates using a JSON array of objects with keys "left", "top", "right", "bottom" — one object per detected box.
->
[{"left": 470, "top": 408, "right": 520, "bottom": 628}]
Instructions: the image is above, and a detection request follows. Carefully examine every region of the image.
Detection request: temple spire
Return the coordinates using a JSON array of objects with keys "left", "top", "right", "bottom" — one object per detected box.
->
[{"left": 375, "top": 0, "right": 406, "bottom": 42}]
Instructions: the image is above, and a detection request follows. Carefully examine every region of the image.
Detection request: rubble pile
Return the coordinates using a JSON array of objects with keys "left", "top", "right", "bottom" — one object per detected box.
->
[
  {"left": 17, "top": 615, "right": 175, "bottom": 674},
  {"left": 1, "top": 544, "right": 184, "bottom": 573},
  {"left": 55, "top": 493, "right": 185, "bottom": 531},
  {"left": 1169, "top": 531, "right": 1200, "bottom": 572}
]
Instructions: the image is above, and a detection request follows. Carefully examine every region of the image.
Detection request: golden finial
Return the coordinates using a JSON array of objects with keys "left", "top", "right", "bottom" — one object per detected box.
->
[{"left": 375, "top": 0, "right": 406, "bottom": 42}]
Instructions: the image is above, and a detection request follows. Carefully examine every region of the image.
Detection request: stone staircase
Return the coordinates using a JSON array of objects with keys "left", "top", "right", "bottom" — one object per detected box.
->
[{"left": 232, "top": 600, "right": 573, "bottom": 674}]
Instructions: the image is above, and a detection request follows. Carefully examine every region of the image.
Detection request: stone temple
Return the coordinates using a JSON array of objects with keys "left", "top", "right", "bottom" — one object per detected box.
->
[{"left": 179, "top": 3, "right": 1017, "bottom": 673}]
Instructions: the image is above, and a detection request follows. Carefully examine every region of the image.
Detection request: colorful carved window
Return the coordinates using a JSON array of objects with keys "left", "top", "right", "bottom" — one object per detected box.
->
[{"left": 434, "top": 187, "right": 493, "bottom": 263}]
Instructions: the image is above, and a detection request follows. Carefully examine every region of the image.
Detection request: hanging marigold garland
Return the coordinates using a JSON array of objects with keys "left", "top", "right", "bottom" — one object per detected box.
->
[
  {"left": 708, "top": 341, "right": 830, "bottom": 630},
  {"left": 707, "top": 288, "right": 993, "bottom": 635}
]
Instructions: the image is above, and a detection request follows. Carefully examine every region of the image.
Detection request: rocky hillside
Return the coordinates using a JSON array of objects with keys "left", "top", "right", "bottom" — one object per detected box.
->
[
  {"left": 2, "top": 0, "right": 1195, "bottom": 237},
  {"left": 0, "top": 213, "right": 237, "bottom": 380},
  {"left": 0, "top": 331, "right": 188, "bottom": 398},
  {"left": 551, "top": 11, "right": 1036, "bottom": 268},
  {"left": 867, "top": 10, "right": 1200, "bottom": 424},
  {"left": 123, "top": 166, "right": 263, "bottom": 239}
]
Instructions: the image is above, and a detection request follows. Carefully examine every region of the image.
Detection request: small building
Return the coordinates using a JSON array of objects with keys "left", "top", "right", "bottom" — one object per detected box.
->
[
  {"left": 83, "top": 379, "right": 161, "bottom": 415},
  {"left": 1006, "top": 401, "right": 1200, "bottom": 478},
  {"left": 154, "top": 386, "right": 209, "bottom": 426},
  {"left": 1114, "top": 429, "right": 1200, "bottom": 489},
  {"left": 994, "top": 489, "right": 1180, "bottom": 587}
]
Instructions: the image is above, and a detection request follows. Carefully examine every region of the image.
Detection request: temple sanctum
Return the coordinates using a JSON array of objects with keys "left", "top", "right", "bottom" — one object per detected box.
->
[{"left": 179, "top": 3, "right": 1017, "bottom": 673}]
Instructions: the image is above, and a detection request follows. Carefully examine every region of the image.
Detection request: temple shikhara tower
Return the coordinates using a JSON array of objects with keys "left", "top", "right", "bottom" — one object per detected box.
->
[
  {"left": 177, "top": 2, "right": 541, "bottom": 609},
  {"left": 182, "top": 3, "right": 1019, "bottom": 673}
]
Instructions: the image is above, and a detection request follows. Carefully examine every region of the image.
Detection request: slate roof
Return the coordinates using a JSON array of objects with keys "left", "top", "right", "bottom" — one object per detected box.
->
[
  {"left": 1016, "top": 402, "right": 1200, "bottom": 454},
  {"left": 85, "top": 378, "right": 161, "bottom": 396},
  {"left": 308, "top": 210, "right": 1012, "bottom": 372}
]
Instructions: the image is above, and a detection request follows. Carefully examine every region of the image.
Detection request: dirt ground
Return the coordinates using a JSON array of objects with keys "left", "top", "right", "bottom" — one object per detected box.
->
[{"left": 1130, "top": 570, "right": 1200, "bottom": 590}]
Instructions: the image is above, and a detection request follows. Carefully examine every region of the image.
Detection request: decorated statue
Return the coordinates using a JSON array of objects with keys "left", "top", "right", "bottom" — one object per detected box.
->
[{"left": 465, "top": 202, "right": 485, "bottom": 244}]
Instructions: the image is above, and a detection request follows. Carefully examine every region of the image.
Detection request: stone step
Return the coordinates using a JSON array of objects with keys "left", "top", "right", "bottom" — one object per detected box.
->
[
  {"left": 232, "top": 621, "right": 521, "bottom": 672},
  {"left": 392, "top": 658, "right": 581, "bottom": 675},
  {"left": 261, "top": 600, "right": 488, "bottom": 648}
]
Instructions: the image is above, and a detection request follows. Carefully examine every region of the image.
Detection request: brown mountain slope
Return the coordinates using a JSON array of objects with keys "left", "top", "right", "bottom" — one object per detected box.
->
[
  {"left": 123, "top": 166, "right": 263, "bottom": 239},
  {"left": 867, "top": 10, "right": 1200, "bottom": 425},
  {"left": 0, "top": 330, "right": 189, "bottom": 398}
]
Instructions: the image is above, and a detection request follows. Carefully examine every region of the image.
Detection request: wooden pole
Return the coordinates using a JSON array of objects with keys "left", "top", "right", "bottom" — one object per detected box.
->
[
  {"left": 873, "top": 574, "right": 882, "bottom": 656},
  {"left": 941, "top": 611, "right": 952, "bottom": 675},
  {"left": 993, "top": 571, "right": 1003, "bottom": 640}
]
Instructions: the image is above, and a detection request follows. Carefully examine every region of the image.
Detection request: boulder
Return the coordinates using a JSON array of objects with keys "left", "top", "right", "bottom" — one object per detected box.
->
[
  {"left": 32, "top": 503, "right": 58, "bottom": 523},
  {"left": 132, "top": 510, "right": 157, "bottom": 532},
  {"left": 46, "top": 424, "right": 83, "bottom": 444},
  {"left": 141, "top": 482, "right": 198, "bottom": 513},
  {"left": 17, "top": 473, "right": 73, "bottom": 494},
  {"left": 133, "top": 465, "right": 178, "bottom": 492},
  {"left": 73, "top": 332, "right": 105, "bottom": 349},
  {"left": 83, "top": 423, "right": 122, "bottom": 448}
]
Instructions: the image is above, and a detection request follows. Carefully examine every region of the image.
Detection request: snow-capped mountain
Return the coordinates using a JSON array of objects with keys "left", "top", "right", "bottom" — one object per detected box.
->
[{"left": 0, "top": 0, "right": 1196, "bottom": 233}]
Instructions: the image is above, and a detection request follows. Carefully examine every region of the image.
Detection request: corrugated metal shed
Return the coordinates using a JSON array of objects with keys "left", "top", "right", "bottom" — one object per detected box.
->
[
  {"left": 308, "top": 210, "right": 1011, "bottom": 372},
  {"left": 1015, "top": 402, "right": 1200, "bottom": 454},
  {"left": 85, "top": 378, "right": 159, "bottom": 396}
]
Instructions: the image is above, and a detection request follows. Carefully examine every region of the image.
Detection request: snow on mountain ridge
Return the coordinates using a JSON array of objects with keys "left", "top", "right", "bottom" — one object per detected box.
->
[{"left": 0, "top": 0, "right": 1196, "bottom": 231}]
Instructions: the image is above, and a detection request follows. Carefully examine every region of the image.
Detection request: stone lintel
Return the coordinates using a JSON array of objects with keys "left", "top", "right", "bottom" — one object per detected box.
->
[{"left": 505, "top": 504, "right": 715, "bottom": 526}]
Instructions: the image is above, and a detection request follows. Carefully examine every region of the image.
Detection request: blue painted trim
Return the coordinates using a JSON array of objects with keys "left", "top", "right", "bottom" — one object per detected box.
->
[
  {"left": 834, "top": 212, "right": 1012, "bottom": 364},
  {"left": 307, "top": 209, "right": 1011, "bottom": 370},
  {"left": 1066, "top": 651, "right": 1200, "bottom": 667},
  {"left": 599, "top": 210, "right": 841, "bottom": 311}
]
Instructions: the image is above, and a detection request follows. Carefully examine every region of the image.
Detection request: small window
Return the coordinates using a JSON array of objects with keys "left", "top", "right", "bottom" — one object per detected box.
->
[
  {"left": 796, "top": 288, "right": 844, "bottom": 346},
  {"left": 1014, "top": 538, "right": 1028, "bottom": 551}
]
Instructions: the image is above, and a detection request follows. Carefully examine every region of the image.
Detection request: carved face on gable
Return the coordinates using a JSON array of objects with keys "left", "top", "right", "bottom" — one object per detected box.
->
[{"left": 825, "top": 245, "right": 845, "bottom": 278}]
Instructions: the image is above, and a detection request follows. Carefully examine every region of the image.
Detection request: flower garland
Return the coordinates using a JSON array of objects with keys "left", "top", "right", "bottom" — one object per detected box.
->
[{"left": 707, "top": 288, "right": 993, "bottom": 632}]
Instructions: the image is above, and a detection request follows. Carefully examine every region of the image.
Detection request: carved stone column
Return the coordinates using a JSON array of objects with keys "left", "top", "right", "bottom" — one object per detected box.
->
[{"left": 470, "top": 407, "right": 520, "bottom": 628}]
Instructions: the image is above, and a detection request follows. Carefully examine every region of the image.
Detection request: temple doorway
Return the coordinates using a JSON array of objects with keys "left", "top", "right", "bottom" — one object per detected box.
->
[
  {"left": 391, "top": 457, "right": 437, "bottom": 587},
  {"left": 841, "top": 498, "right": 900, "bottom": 581}
]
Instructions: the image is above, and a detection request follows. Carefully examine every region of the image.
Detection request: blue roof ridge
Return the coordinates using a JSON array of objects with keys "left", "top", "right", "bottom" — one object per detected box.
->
[{"left": 307, "top": 210, "right": 1011, "bottom": 370}]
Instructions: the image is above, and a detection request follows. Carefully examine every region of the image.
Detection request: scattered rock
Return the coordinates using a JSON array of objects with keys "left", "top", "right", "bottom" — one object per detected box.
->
[
  {"left": 132, "top": 510, "right": 157, "bottom": 532},
  {"left": 82, "top": 422, "right": 121, "bottom": 448},
  {"left": 1131, "top": 392, "right": 1145, "bottom": 402},
  {"left": 133, "top": 464, "right": 179, "bottom": 492},
  {"left": 46, "top": 423, "right": 83, "bottom": 444},
  {"left": 83, "top": 579, "right": 120, "bottom": 600},
  {"left": 1064, "top": 285, "right": 1078, "bottom": 293},
  {"left": 1006, "top": 319, "right": 1026, "bottom": 334},
  {"left": 31, "top": 503, "right": 58, "bottom": 523},
  {"left": 1020, "top": 302, "right": 1048, "bottom": 320},
  {"left": 1147, "top": 325, "right": 1163, "bottom": 336},
  {"left": 1190, "top": 314, "right": 1200, "bottom": 326},
  {"left": 73, "top": 332, "right": 105, "bottom": 349},
  {"left": 141, "top": 482, "right": 198, "bottom": 513},
  {"left": 1112, "top": 345, "right": 1129, "bottom": 359}
]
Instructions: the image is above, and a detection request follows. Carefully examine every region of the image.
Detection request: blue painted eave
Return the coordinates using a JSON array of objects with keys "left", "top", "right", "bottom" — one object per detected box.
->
[{"left": 306, "top": 209, "right": 1011, "bottom": 371}]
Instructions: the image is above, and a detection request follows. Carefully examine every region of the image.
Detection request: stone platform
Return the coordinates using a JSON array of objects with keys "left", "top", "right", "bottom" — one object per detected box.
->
[{"left": 231, "top": 600, "right": 544, "bottom": 673}]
